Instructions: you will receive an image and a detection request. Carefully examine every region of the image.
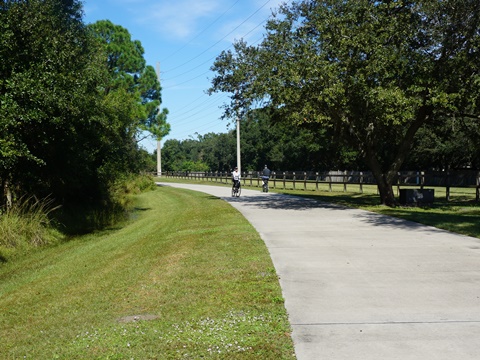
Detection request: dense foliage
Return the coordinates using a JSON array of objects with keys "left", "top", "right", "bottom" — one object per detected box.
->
[
  {"left": 0, "top": 0, "right": 168, "bottom": 216},
  {"left": 209, "top": 0, "right": 480, "bottom": 205},
  {"left": 162, "top": 108, "right": 362, "bottom": 172}
]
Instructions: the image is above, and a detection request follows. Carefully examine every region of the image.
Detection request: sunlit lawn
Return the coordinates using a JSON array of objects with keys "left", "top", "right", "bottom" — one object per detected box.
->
[{"left": 0, "top": 187, "right": 295, "bottom": 359}]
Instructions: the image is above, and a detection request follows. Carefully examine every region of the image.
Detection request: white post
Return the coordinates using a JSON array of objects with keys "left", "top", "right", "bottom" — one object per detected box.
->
[
  {"left": 236, "top": 92, "right": 241, "bottom": 174},
  {"left": 236, "top": 117, "right": 241, "bottom": 174},
  {"left": 156, "top": 62, "right": 162, "bottom": 177},
  {"left": 157, "top": 139, "right": 161, "bottom": 177}
]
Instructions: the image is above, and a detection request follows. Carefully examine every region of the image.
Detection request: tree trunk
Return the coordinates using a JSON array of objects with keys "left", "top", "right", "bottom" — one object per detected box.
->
[
  {"left": 364, "top": 154, "right": 397, "bottom": 206},
  {"left": 362, "top": 105, "right": 432, "bottom": 207},
  {"left": 376, "top": 175, "right": 396, "bottom": 207}
]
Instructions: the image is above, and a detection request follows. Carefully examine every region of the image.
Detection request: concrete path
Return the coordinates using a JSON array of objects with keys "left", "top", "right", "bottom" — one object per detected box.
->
[{"left": 157, "top": 182, "right": 480, "bottom": 359}]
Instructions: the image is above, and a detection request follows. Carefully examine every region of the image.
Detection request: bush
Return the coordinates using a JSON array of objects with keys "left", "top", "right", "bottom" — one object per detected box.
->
[
  {"left": 53, "top": 173, "right": 157, "bottom": 236},
  {"left": 0, "top": 174, "right": 157, "bottom": 257}
]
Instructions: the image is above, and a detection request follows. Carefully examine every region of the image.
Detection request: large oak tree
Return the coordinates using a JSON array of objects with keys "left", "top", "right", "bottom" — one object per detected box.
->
[{"left": 209, "top": 0, "right": 480, "bottom": 206}]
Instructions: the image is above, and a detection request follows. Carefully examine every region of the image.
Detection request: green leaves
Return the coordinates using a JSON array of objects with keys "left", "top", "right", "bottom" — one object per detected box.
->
[
  {"left": 0, "top": 1, "right": 168, "bottom": 211},
  {"left": 89, "top": 21, "right": 170, "bottom": 143},
  {"left": 209, "top": 0, "right": 480, "bottom": 205}
]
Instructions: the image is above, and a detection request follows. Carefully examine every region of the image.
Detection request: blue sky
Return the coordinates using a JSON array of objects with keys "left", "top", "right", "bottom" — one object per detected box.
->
[{"left": 82, "top": 0, "right": 286, "bottom": 153}]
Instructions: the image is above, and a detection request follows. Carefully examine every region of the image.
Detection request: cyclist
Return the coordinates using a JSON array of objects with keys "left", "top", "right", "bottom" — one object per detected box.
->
[
  {"left": 261, "top": 165, "right": 271, "bottom": 192},
  {"left": 232, "top": 166, "right": 241, "bottom": 190}
]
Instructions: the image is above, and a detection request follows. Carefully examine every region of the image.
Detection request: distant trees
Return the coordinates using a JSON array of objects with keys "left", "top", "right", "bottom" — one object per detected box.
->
[
  {"left": 405, "top": 116, "right": 480, "bottom": 170},
  {"left": 0, "top": 1, "right": 168, "bottom": 210},
  {"left": 209, "top": 0, "right": 480, "bottom": 206},
  {"left": 162, "top": 108, "right": 362, "bottom": 172}
]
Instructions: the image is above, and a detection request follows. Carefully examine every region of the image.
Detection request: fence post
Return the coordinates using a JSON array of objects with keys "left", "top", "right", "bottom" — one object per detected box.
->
[
  {"left": 476, "top": 172, "right": 480, "bottom": 202},
  {"left": 343, "top": 170, "right": 347, "bottom": 192},
  {"left": 360, "top": 172, "right": 363, "bottom": 194},
  {"left": 328, "top": 173, "right": 332, "bottom": 192},
  {"left": 446, "top": 170, "right": 450, "bottom": 201},
  {"left": 293, "top": 172, "right": 296, "bottom": 190},
  {"left": 421, "top": 171, "right": 425, "bottom": 189},
  {"left": 304, "top": 172, "right": 307, "bottom": 191},
  {"left": 397, "top": 172, "right": 400, "bottom": 196},
  {"left": 273, "top": 171, "right": 276, "bottom": 189},
  {"left": 283, "top": 172, "right": 286, "bottom": 190},
  {"left": 315, "top": 172, "right": 319, "bottom": 191}
]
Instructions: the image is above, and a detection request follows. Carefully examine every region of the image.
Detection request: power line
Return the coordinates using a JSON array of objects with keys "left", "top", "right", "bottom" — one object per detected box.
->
[
  {"left": 160, "top": 0, "right": 242, "bottom": 63},
  {"left": 171, "top": 93, "right": 228, "bottom": 122},
  {"left": 162, "top": 0, "right": 275, "bottom": 74},
  {"left": 162, "top": 23, "right": 266, "bottom": 84},
  {"left": 158, "top": 0, "right": 284, "bottom": 143}
]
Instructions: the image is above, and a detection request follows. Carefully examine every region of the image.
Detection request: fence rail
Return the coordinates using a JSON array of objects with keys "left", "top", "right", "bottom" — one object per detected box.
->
[{"left": 162, "top": 170, "right": 480, "bottom": 202}]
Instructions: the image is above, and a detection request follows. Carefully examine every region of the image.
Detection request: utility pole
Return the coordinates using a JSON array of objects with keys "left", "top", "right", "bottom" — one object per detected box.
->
[
  {"left": 156, "top": 62, "right": 162, "bottom": 177},
  {"left": 236, "top": 92, "right": 241, "bottom": 174}
]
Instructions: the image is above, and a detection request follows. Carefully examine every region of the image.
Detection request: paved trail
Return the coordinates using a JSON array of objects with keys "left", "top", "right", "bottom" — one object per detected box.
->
[{"left": 158, "top": 182, "right": 480, "bottom": 360}]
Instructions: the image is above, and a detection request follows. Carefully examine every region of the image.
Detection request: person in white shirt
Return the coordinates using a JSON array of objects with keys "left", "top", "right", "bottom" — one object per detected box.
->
[{"left": 232, "top": 166, "right": 240, "bottom": 189}]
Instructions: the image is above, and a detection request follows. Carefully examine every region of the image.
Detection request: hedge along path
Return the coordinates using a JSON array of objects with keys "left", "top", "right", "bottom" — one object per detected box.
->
[{"left": 0, "top": 187, "right": 295, "bottom": 359}]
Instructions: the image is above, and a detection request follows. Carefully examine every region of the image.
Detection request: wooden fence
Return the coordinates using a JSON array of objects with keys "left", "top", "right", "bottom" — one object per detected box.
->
[{"left": 163, "top": 170, "right": 480, "bottom": 202}]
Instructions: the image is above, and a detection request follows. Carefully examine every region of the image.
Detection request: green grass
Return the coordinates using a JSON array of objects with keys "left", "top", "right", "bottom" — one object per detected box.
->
[
  {"left": 158, "top": 176, "right": 480, "bottom": 239},
  {"left": 0, "top": 187, "right": 295, "bottom": 359},
  {"left": 0, "top": 196, "right": 63, "bottom": 261}
]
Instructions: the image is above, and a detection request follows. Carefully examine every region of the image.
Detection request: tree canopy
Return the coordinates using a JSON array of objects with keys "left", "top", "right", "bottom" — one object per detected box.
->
[
  {"left": 0, "top": 1, "right": 168, "bottom": 212},
  {"left": 88, "top": 20, "right": 170, "bottom": 144},
  {"left": 209, "top": 0, "right": 480, "bottom": 206}
]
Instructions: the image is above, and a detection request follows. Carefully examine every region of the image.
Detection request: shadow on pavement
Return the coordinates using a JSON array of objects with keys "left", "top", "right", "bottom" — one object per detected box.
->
[
  {"left": 161, "top": 183, "right": 459, "bottom": 233},
  {"left": 220, "top": 192, "right": 349, "bottom": 211},
  {"left": 352, "top": 210, "right": 431, "bottom": 230},
  {"left": 222, "top": 192, "right": 443, "bottom": 232}
]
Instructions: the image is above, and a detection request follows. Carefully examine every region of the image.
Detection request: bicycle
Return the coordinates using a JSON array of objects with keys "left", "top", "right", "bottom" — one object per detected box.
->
[
  {"left": 261, "top": 176, "right": 269, "bottom": 193},
  {"left": 232, "top": 181, "right": 241, "bottom": 197}
]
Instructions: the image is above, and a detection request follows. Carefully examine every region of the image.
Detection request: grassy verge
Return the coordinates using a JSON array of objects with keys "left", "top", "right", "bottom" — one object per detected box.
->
[
  {"left": 0, "top": 196, "right": 63, "bottom": 262},
  {"left": 157, "top": 177, "right": 480, "bottom": 239},
  {"left": 0, "top": 187, "right": 295, "bottom": 359}
]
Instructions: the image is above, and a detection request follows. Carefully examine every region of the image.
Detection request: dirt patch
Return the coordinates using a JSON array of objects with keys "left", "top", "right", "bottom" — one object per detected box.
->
[{"left": 117, "top": 314, "right": 159, "bottom": 323}]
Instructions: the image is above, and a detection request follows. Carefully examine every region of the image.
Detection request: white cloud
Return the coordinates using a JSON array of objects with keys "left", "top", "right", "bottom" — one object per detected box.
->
[{"left": 139, "top": 0, "right": 223, "bottom": 40}]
